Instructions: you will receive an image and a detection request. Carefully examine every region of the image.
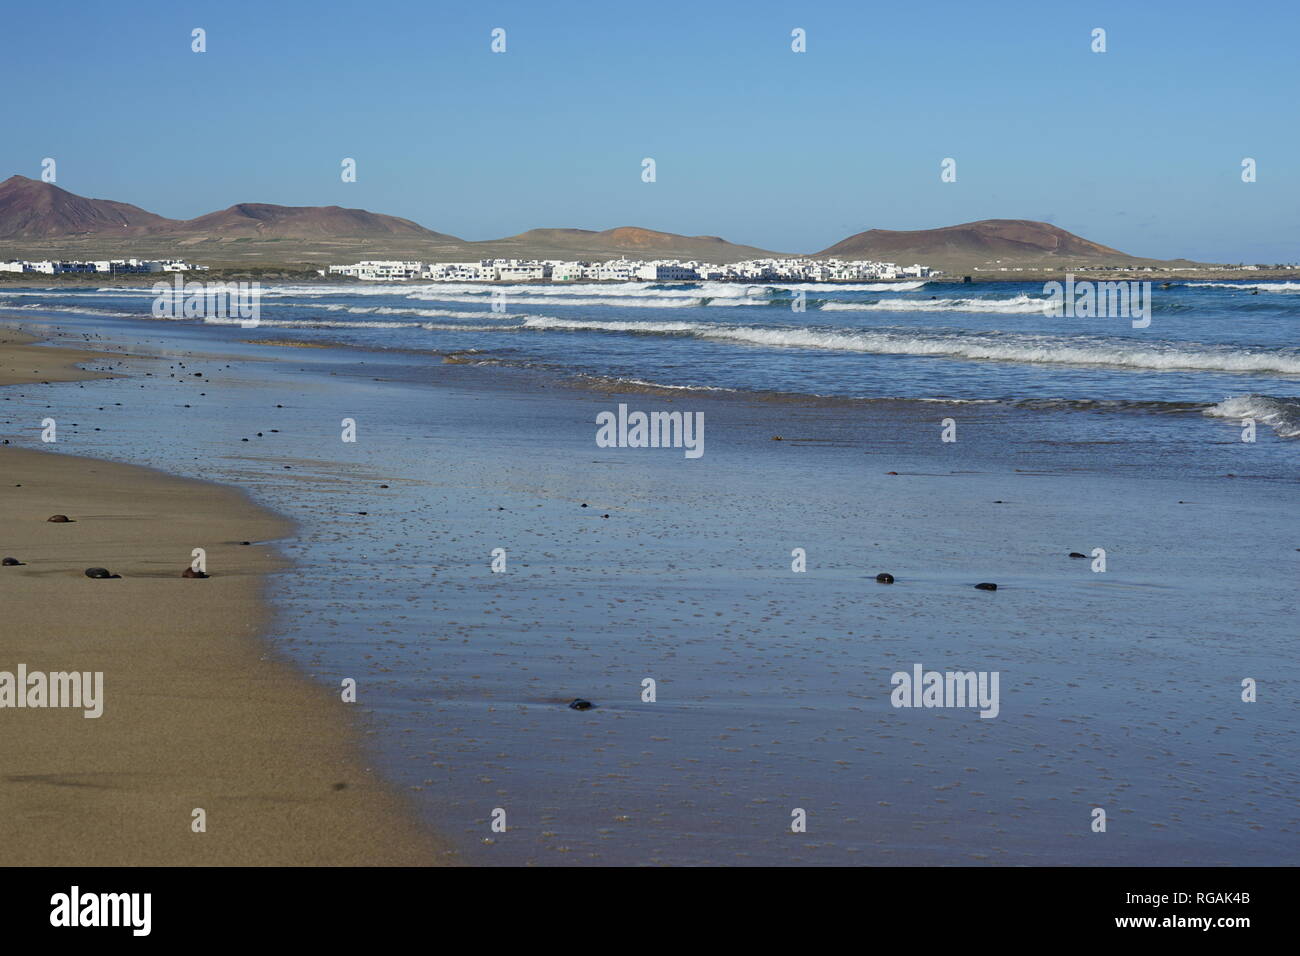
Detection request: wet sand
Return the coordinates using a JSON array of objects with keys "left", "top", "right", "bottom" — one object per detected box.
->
[
  {"left": 0, "top": 328, "right": 116, "bottom": 387},
  {"left": 0, "top": 330, "right": 454, "bottom": 865}
]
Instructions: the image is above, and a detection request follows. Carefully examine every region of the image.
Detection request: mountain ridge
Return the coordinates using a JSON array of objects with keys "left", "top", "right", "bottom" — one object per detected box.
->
[{"left": 0, "top": 176, "right": 1193, "bottom": 269}]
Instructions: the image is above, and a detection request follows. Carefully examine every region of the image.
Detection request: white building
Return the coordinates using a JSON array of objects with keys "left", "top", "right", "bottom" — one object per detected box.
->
[
  {"left": 635, "top": 262, "right": 699, "bottom": 281},
  {"left": 328, "top": 260, "right": 423, "bottom": 280}
]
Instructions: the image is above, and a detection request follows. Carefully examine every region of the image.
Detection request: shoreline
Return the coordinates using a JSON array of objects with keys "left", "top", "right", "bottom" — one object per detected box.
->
[
  {"left": 0, "top": 329, "right": 455, "bottom": 865},
  {"left": 3, "top": 312, "right": 1294, "bottom": 865}
]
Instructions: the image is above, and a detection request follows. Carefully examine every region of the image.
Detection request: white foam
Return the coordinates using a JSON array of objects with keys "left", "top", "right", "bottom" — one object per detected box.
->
[
  {"left": 518, "top": 317, "right": 1300, "bottom": 373},
  {"left": 0, "top": 301, "right": 139, "bottom": 318},
  {"left": 408, "top": 292, "right": 702, "bottom": 308},
  {"left": 822, "top": 294, "right": 1050, "bottom": 314},
  {"left": 1202, "top": 395, "right": 1300, "bottom": 438},
  {"left": 1188, "top": 282, "right": 1300, "bottom": 292}
]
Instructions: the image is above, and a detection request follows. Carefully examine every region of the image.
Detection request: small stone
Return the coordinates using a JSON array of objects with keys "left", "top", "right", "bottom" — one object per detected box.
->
[
  {"left": 875, "top": 573, "right": 895, "bottom": 584},
  {"left": 2, "top": 557, "right": 24, "bottom": 566},
  {"left": 84, "top": 567, "right": 119, "bottom": 579},
  {"left": 974, "top": 582, "right": 998, "bottom": 591},
  {"left": 568, "top": 699, "right": 594, "bottom": 711},
  {"left": 181, "top": 567, "right": 209, "bottom": 578},
  {"left": 1068, "top": 552, "right": 1087, "bottom": 559},
  {"left": 47, "top": 514, "right": 72, "bottom": 523}
]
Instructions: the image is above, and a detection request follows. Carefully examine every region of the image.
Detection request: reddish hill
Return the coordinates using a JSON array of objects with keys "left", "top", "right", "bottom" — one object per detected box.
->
[
  {"left": 815, "top": 219, "right": 1136, "bottom": 269},
  {"left": 0, "top": 175, "right": 176, "bottom": 238},
  {"left": 179, "top": 202, "right": 454, "bottom": 240},
  {"left": 0, "top": 176, "right": 456, "bottom": 242}
]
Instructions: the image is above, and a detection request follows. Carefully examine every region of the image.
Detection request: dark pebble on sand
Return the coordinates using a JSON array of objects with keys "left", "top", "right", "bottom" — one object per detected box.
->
[
  {"left": 974, "top": 582, "right": 998, "bottom": 591},
  {"left": 84, "top": 567, "right": 119, "bottom": 579},
  {"left": 875, "top": 573, "right": 895, "bottom": 583},
  {"left": 2, "top": 557, "right": 24, "bottom": 566},
  {"left": 568, "top": 699, "right": 594, "bottom": 711},
  {"left": 47, "top": 514, "right": 72, "bottom": 523},
  {"left": 181, "top": 567, "right": 209, "bottom": 578}
]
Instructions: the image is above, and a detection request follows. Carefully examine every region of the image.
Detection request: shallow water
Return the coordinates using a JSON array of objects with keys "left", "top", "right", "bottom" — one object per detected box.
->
[{"left": 2, "top": 309, "right": 1296, "bottom": 865}]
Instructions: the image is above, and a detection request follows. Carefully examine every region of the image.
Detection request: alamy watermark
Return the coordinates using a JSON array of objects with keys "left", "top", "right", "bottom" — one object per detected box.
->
[
  {"left": 0, "top": 665, "right": 103, "bottom": 718},
  {"left": 596, "top": 404, "right": 704, "bottom": 458},
  {"left": 151, "top": 274, "right": 261, "bottom": 328},
  {"left": 1042, "top": 274, "right": 1151, "bottom": 328},
  {"left": 890, "top": 663, "right": 1000, "bottom": 718},
  {"left": 50, "top": 886, "right": 150, "bottom": 936}
]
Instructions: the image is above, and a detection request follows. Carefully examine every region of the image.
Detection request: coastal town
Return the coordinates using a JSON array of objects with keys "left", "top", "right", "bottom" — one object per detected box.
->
[
  {"left": 0, "top": 257, "right": 206, "bottom": 274},
  {"left": 323, "top": 257, "right": 938, "bottom": 283}
]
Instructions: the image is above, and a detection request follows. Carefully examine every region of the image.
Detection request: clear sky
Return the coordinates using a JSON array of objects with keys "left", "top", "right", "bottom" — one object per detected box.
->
[{"left": 3, "top": 0, "right": 1296, "bottom": 262}]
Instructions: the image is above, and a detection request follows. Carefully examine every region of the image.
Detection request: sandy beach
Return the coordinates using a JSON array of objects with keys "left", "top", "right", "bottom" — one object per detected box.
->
[{"left": 0, "top": 330, "right": 453, "bottom": 865}]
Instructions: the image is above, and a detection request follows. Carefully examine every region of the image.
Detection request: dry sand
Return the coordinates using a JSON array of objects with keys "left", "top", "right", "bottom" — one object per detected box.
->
[{"left": 0, "top": 329, "right": 454, "bottom": 864}]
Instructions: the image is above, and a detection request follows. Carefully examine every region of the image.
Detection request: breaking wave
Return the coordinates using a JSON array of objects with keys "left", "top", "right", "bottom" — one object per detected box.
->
[
  {"left": 821, "top": 294, "right": 1050, "bottom": 314},
  {"left": 518, "top": 317, "right": 1300, "bottom": 373},
  {"left": 1188, "top": 282, "right": 1300, "bottom": 292},
  {"left": 1202, "top": 394, "right": 1300, "bottom": 438}
]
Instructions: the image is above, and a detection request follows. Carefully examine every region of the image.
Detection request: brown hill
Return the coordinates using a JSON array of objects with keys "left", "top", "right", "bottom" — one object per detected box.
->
[
  {"left": 0, "top": 175, "right": 176, "bottom": 238},
  {"left": 0, "top": 177, "right": 1195, "bottom": 271},
  {"left": 472, "top": 225, "right": 779, "bottom": 262},
  {"left": 178, "top": 202, "right": 455, "bottom": 240},
  {"left": 814, "top": 219, "right": 1150, "bottom": 271},
  {"left": 0, "top": 176, "right": 457, "bottom": 244}
]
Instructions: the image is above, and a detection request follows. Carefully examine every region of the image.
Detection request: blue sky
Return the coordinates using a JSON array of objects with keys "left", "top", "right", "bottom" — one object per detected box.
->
[{"left": 3, "top": 0, "right": 1296, "bottom": 261}]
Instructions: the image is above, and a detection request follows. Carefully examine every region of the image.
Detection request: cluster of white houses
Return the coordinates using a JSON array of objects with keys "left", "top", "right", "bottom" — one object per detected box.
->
[
  {"left": 0, "top": 258, "right": 206, "bottom": 274},
  {"left": 324, "top": 257, "right": 935, "bottom": 283}
]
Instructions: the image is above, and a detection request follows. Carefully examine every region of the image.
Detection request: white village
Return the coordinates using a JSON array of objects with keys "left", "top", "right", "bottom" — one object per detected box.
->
[{"left": 323, "top": 256, "right": 937, "bottom": 283}]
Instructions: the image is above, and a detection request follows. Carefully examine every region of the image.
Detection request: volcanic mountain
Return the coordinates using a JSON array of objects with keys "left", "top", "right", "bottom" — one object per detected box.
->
[
  {"left": 814, "top": 219, "right": 1143, "bottom": 271},
  {"left": 470, "top": 226, "right": 780, "bottom": 263},
  {"left": 0, "top": 175, "right": 174, "bottom": 238},
  {"left": 0, "top": 176, "right": 1188, "bottom": 270},
  {"left": 0, "top": 175, "right": 456, "bottom": 242},
  {"left": 178, "top": 202, "right": 453, "bottom": 240}
]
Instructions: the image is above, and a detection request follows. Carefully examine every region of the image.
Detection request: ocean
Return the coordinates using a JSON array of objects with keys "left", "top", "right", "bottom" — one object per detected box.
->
[{"left": 4, "top": 277, "right": 1298, "bottom": 443}]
